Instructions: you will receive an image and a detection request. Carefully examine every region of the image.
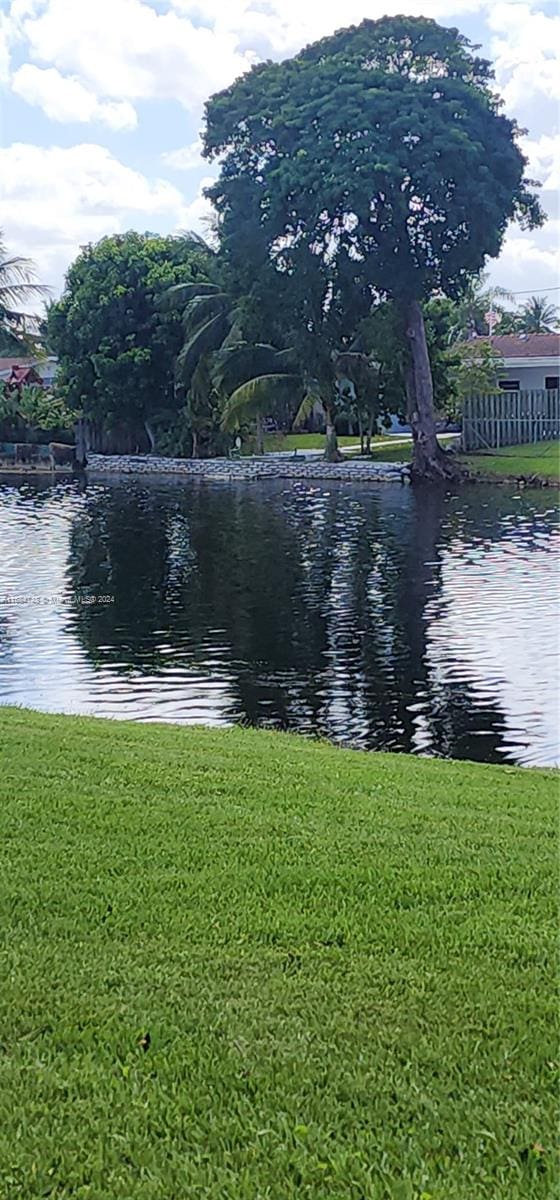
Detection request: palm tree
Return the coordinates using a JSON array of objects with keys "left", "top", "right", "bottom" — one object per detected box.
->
[
  {"left": 446, "top": 272, "right": 515, "bottom": 343},
  {"left": 517, "top": 296, "right": 559, "bottom": 334},
  {"left": 0, "top": 232, "right": 49, "bottom": 352},
  {"left": 216, "top": 342, "right": 300, "bottom": 454},
  {"left": 164, "top": 275, "right": 299, "bottom": 456},
  {"left": 159, "top": 278, "right": 233, "bottom": 456}
]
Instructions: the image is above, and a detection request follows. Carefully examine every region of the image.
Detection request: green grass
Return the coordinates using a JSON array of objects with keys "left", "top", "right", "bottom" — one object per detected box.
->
[
  {"left": 353, "top": 438, "right": 560, "bottom": 482},
  {"left": 459, "top": 441, "right": 560, "bottom": 482},
  {"left": 359, "top": 436, "right": 456, "bottom": 465},
  {"left": 260, "top": 433, "right": 362, "bottom": 453},
  {"left": 0, "top": 708, "right": 557, "bottom": 1199}
]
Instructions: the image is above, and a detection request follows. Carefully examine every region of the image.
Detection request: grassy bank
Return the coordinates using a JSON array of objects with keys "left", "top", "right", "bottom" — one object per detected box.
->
[
  {"left": 365, "top": 438, "right": 560, "bottom": 483},
  {"left": 0, "top": 708, "right": 557, "bottom": 1199},
  {"left": 458, "top": 441, "right": 560, "bottom": 482}
]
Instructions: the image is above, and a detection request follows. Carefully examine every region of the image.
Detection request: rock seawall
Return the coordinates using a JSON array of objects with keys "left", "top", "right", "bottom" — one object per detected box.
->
[{"left": 85, "top": 453, "right": 410, "bottom": 484}]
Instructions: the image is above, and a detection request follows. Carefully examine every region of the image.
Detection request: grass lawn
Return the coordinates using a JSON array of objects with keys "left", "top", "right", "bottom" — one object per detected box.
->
[
  {"left": 458, "top": 441, "right": 560, "bottom": 482},
  {"left": 363, "top": 438, "right": 560, "bottom": 483},
  {"left": 260, "top": 432, "right": 361, "bottom": 453},
  {"left": 0, "top": 708, "right": 557, "bottom": 1199},
  {"left": 362, "top": 435, "right": 456, "bottom": 464}
]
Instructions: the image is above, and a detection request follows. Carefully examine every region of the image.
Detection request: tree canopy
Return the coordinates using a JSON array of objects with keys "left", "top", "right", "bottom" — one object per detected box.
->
[
  {"left": 48, "top": 232, "right": 213, "bottom": 442},
  {"left": 203, "top": 15, "right": 544, "bottom": 476}
]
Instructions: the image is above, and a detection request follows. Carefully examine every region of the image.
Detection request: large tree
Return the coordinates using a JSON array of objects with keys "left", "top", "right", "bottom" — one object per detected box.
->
[
  {"left": 48, "top": 232, "right": 212, "bottom": 447},
  {"left": 203, "top": 16, "right": 543, "bottom": 479}
]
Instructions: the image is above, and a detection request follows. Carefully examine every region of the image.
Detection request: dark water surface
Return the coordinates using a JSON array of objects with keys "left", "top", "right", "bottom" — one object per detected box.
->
[{"left": 0, "top": 475, "right": 558, "bottom": 766}]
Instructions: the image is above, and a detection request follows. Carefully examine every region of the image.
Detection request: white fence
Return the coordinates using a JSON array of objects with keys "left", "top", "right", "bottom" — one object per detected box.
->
[{"left": 462, "top": 390, "right": 560, "bottom": 452}]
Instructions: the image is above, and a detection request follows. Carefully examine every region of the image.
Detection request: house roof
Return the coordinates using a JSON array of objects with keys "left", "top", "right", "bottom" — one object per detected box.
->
[
  {"left": 0, "top": 357, "right": 56, "bottom": 379},
  {"left": 477, "top": 333, "right": 560, "bottom": 359},
  {"left": 9, "top": 365, "right": 42, "bottom": 384},
  {"left": 0, "top": 357, "right": 35, "bottom": 373}
]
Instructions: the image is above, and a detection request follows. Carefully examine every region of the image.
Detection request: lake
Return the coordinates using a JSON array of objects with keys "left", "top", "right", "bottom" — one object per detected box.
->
[{"left": 0, "top": 475, "right": 558, "bottom": 766}]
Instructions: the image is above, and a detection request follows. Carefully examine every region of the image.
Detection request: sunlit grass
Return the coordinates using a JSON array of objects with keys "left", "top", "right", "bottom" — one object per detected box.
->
[
  {"left": 0, "top": 707, "right": 557, "bottom": 1199},
  {"left": 261, "top": 432, "right": 362, "bottom": 452}
]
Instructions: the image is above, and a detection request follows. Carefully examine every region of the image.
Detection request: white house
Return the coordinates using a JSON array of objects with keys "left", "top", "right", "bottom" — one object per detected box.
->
[{"left": 483, "top": 333, "right": 560, "bottom": 392}]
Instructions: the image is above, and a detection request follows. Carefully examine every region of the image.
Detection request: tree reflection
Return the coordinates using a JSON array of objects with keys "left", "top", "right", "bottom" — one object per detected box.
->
[{"left": 65, "top": 477, "right": 519, "bottom": 761}]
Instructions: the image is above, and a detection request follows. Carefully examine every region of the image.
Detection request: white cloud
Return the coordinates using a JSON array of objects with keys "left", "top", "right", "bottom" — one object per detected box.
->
[
  {"left": 11, "top": 0, "right": 255, "bottom": 111},
  {"left": 487, "top": 2, "right": 560, "bottom": 112},
  {"left": 0, "top": 11, "right": 14, "bottom": 82},
  {"left": 521, "top": 133, "right": 560, "bottom": 193},
  {"left": 162, "top": 138, "right": 205, "bottom": 171},
  {"left": 3, "top": 0, "right": 559, "bottom": 299},
  {"left": 171, "top": 0, "right": 488, "bottom": 58},
  {"left": 486, "top": 219, "right": 560, "bottom": 295},
  {"left": 12, "top": 65, "right": 138, "bottom": 129},
  {"left": 178, "top": 175, "right": 216, "bottom": 239},
  {"left": 0, "top": 142, "right": 190, "bottom": 290}
]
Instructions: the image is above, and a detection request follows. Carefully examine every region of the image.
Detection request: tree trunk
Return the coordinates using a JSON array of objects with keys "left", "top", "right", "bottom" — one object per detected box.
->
[
  {"left": 144, "top": 419, "right": 156, "bottom": 453},
  {"left": 406, "top": 299, "right": 458, "bottom": 482},
  {"left": 366, "top": 411, "right": 375, "bottom": 456},
  {"left": 358, "top": 412, "right": 364, "bottom": 455},
  {"left": 254, "top": 412, "right": 265, "bottom": 456},
  {"left": 192, "top": 429, "right": 199, "bottom": 459},
  {"left": 74, "top": 419, "right": 87, "bottom": 469},
  {"left": 324, "top": 406, "right": 341, "bottom": 462}
]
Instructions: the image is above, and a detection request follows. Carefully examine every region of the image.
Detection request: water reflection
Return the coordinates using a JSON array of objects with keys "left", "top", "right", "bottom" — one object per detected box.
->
[{"left": 0, "top": 475, "right": 558, "bottom": 765}]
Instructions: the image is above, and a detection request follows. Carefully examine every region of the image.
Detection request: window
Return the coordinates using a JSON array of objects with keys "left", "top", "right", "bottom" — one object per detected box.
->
[
  {"left": 545, "top": 376, "right": 559, "bottom": 390},
  {"left": 499, "top": 379, "right": 520, "bottom": 391}
]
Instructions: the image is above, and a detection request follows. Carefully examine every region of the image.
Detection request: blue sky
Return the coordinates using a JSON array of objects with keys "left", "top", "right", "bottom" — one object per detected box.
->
[{"left": 0, "top": 0, "right": 558, "bottom": 304}]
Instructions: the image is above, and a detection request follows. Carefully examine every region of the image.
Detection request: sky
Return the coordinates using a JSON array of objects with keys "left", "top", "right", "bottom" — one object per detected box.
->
[{"left": 0, "top": 0, "right": 558, "bottom": 303}]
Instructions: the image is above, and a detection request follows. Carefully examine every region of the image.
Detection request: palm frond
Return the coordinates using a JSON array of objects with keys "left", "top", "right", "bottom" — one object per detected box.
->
[
  {"left": 174, "top": 230, "right": 213, "bottom": 250},
  {"left": 219, "top": 314, "right": 245, "bottom": 350},
  {"left": 158, "top": 281, "right": 222, "bottom": 312},
  {"left": 212, "top": 342, "right": 283, "bottom": 394},
  {"left": 176, "top": 312, "right": 230, "bottom": 385},
  {"left": 220, "top": 374, "right": 297, "bottom": 431},
  {"left": 274, "top": 346, "right": 298, "bottom": 368},
  {"left": 0, "top": 242, "right": 50, "bottom": 342},
  {"left": 292, "top": 379, "right": 323, "bottom": 428},
  {"left": 182, "top": 292, "right": 229, "bottom": 330}
]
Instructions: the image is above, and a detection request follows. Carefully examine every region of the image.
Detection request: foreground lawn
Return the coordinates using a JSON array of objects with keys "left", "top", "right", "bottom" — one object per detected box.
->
[{"left": 0, "top": 708, "right": 557, "bottom": 1199}]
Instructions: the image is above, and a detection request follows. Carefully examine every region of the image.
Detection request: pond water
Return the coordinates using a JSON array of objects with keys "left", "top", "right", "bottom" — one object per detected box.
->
[{"left": 0, "top": 475, "right": 558, "bottom": 766}]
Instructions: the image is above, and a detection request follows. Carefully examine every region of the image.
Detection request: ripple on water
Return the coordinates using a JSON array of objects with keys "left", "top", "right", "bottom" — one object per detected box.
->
[{"left": 0, "top": 475, "right": 558, "bottom": 766}]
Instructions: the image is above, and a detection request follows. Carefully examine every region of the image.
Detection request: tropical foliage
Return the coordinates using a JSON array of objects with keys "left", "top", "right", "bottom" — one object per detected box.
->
[
  {"left": 0, "top": 384, "right": 73, "bottom": 441},
  {"left": 203, "top": 15, "right": 543, "bottom": 477},
  {"left": 516, "top": 296, "right": 558, "bottom": 334},
  {"left": 451, "top": 341, "right": 504, "bottom": 401},
  {"left": 0, "top": 231, "right": 49, "bottom": 353},
  {"left": 47, "top": 232, "right": 213, "bottom": 448},
  {"left": 27, "top": 16, "right": 547, "bottom": 477}
]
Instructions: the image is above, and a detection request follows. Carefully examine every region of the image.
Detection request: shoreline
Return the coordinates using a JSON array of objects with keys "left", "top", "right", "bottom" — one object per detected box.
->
[{"left": 1, "top": 451, "right": 557, "bottom": 487}]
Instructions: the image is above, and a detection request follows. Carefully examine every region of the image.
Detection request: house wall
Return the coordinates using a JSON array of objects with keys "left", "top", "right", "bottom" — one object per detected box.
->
[{"left": 499, "top": 361, "right": 559, "bottom": 390}]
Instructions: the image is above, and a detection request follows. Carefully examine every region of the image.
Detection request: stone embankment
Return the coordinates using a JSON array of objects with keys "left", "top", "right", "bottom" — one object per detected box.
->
[{"left": 85, "top": 453, "right": 410, "bottom": 483}]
